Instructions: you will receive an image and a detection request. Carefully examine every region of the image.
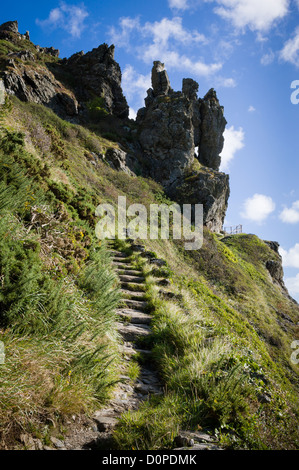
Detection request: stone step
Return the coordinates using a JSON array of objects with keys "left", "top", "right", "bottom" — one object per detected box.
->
[
  {"left": 121, "top": 299, "right": 148, "bottom": 311},
  {"left": 118, "top": 309, "right": 153, "bottom": 325},
  {"left": 134, "top": 383, "right": 163, "bottom": 396},
  {"left": 120, "top": 282, "right": 146, "bottom": 291},
  {"left": 116, "top": 269, "right": 143, "bottom": 276},
  {"left": 119, "top": 274, "right": 145, "bottom": 283},
  {"left": 113, "top": 257, "right": 132, "bottom": 263},
  {"left": 121, "top": 290, "right": 146, "bottom": 300},
  {"left": 117, "top": 323, "right": 151, "bottom": 342},
  {"left": 121, "top": 345, "right": 152, "bottom": 357},
  {"left": 92, "top": 414, "right": 118, "bottom": 433},
  {"left": 109, "top": 251, "right": 128, "bottom": 257},
  {"left": 113, "top": 263, "right": 136, "bottom": 270}
]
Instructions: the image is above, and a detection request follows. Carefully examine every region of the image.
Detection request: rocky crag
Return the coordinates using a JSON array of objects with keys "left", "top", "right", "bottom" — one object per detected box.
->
[
  {"left": 135, "top": 61, "right": 229, "bottom": 232},
  {"left": 0, "top": 21, "right": 128, "bottom": 121},
  {"left": 0, "top": 21, "right": 228, "bottom": 232}
]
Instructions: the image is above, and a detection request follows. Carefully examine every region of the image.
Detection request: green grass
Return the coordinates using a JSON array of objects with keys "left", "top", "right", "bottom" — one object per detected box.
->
[
  {"left": 0, "top": 94, "right": 298, "bottom": 450},
  {"left": 0, "top": 120, "right": 123, "bottom": 446}
]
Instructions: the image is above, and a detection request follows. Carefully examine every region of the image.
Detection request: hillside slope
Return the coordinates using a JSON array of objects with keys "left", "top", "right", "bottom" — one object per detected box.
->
[{"left": 0, "top": 22, "right": 298, "bottom": 450}]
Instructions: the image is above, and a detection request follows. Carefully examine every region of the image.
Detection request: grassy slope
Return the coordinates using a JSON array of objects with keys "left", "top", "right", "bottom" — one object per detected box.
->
[{"left": 0, "top": 91, "right": 298, "bottom": 449}]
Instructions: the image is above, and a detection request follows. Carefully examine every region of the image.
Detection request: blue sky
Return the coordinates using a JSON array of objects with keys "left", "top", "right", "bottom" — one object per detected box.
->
[{"left": 1, "top": 0, "right": 299, "bottom": 300}]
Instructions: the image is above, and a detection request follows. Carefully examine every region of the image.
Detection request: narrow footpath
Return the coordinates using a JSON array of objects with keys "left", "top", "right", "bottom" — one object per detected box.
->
[{"left": 59, "top": 240, "right": 222, "bottom": 451}]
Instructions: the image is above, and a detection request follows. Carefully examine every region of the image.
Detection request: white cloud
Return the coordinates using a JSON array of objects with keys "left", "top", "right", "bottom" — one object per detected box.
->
[
  {"left": 36, "top": 2, "right": 89, "bottom": 38},
  {"left": 142, "top": 17, "right": 207, "bottom": 46},
  {"left": 280, "top": 243, "right": 299, "bottom": 268},
  {"left": 108, "top": 16, "right": 222, "bottom": 78},
  {"left": 122, "top": 65, "right": 151, "bottom": 111},
  {"left": 108, "top": 17, "right": 141, "bottom": 48},
  {"left": 169, "top": 1, "right": 290, "bottom": 32},
  {"left": 220, "top": 125, "right": 245, "bottom": 170},
  {"left": 261, "top": 50, "right": 275, "bottom": 65},
  {"left": 210, "top": 0, "right": 290, "bottom": 32},
  {"left": 279, "top": 201, "right": 299, "bottom": 224},
  {"left": 241, "top": 194, "right": 276, "bottom": 223},
  {"left": 285, "top": 273, "right": 299, "bottom": 297},
  {"left": 248, "top": 105, "right": 256, "bottom": 112},
  {"left": 215, "top": 76, "right": 237, "bottom": 88},
  {"left": 280, "top": 26, "right": 299, "bottom": 66},
  {"left": 129, "top": 108, "right": 137, "bottom": 120},
  {"left": 168, "top": 0, "right": 190, "bottom": 9}
]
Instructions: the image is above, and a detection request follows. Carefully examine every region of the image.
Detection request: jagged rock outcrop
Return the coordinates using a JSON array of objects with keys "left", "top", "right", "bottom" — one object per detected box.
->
[
  {"left": 0, "top": 20, "right": 19, "bottom": 34},
  {"left": 0, "top": 21, "right": 77, "bottom": 118},
  {"left": 137, "top": 63, "right": 196, "bottom": 190},
  {"left": 171, "top": 167, "right": 230, "bottom": 233},
  {"left": 0, "top": 20, "right": 31, "bottom": 42},
  {"left": 264, "top": 241, "right": 289, "bottom": 293},
  {"left": 198, "top": 89, "right": 227, "bottom": 171},
  {"left": 0, "top": 21, "right": 229, "bottom": 232},
  {"left": 63, "top": 44, "right": 129, "bottom": 119},
  {"left": 0, "top": 21, "right": 128, "bottom": 120},
  {"left": 105, "top": 148, "right": 134, "bottom": 176},
  {"left": 136, "top": 61, "right": 229, "bottom": 232},
  {"left": 3, "top": 65, "right": 79, "bottom": 118}
]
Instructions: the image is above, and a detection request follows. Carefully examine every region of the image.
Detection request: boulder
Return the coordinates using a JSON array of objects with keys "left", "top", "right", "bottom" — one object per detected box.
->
[
  {"left": 171, "top": 167, "right": 230, "bottom": 233},
  {"left": 105, "top": 148, "right": 134, "bottom": 175}
]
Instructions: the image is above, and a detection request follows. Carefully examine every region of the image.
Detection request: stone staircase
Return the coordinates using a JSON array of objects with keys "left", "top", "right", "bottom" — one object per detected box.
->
[{"left": 60, "top": 241, "right": 223, "bottom": 451}]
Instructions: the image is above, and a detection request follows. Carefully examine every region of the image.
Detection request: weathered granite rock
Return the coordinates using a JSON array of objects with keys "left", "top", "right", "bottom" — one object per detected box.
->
[
  {"left": 266, "top": 260, "right": 284, "bottom": 286},
  {"left": 136, "top": 61, "right": 229, "bottom": 232},
  {"left": 137, "top": 92, "right": 196, "bottom": 190},
  {"left": 0, "top": 20, "right": 19, "bottom": 33},
  {"left": 0, "top": 22, "right": 127, "bottom": 120},
  {"left": 171, "top": 166, "right": 230, "bottom": 233},
  {"left": 64, "top": 44, "right": 129, "bottom": 119},
  {"left": 3, "top": 66, "right": 79, "bottom": 117},
  {"left": 105, "top": 148, "right": 134, "bottom": 175},
  {"left": 7, "top": 49, "right": 35, "bottom": 61},
  {"left": 198, "top": 88, "right": 227, "bottom": 171},
  {"left": 151, "top": 61, "right": 171, "bottom": 96},
  {"left": 0, "top": 79, "right": 5, "bottom": 104}
]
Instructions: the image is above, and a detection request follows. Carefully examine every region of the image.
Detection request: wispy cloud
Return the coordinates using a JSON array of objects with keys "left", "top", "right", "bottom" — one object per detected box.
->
[
  {"left": 168, "top": 0, "right": 290, "bottom": 32},
  {"left": 215, "top": 76, "right": 237, "bottom": 88},
  {"left": 241, "top": 193, "right": 276, "bottom": 223},
  {"left": 261, "top": 50, "right": 275, "bottom": 66},
  {"left": 122, "top": 65, "right": 151, "bottom": 116},
  {"left": 168, "top": 0, "right": 190, "bottom": 9},
  {"left": 36, "top": 2, "right": 89, "bottom": 38},
  {"left": 280, "top": 243, "right": 299, "bottom": 268},
  {"left": 285, "top": 273, "right": 299, "bottom": 297},
  {"left": 280, "top": 26, "right": 299, "bottom": 67},
  {"left": 108, "top": 16, "right": 222, "bottom": 78},
  {"left": 279, "top": 201, "right": 299, "bottom": 224},
  {"left": 248, "top": 105, "right": 256, "bottom": 112},
  {"left": 220, "top": 125, "right": 245, "bottom": 170},
  {"left": 211, "top": 0, "right": 289, "bottom": 32}
]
